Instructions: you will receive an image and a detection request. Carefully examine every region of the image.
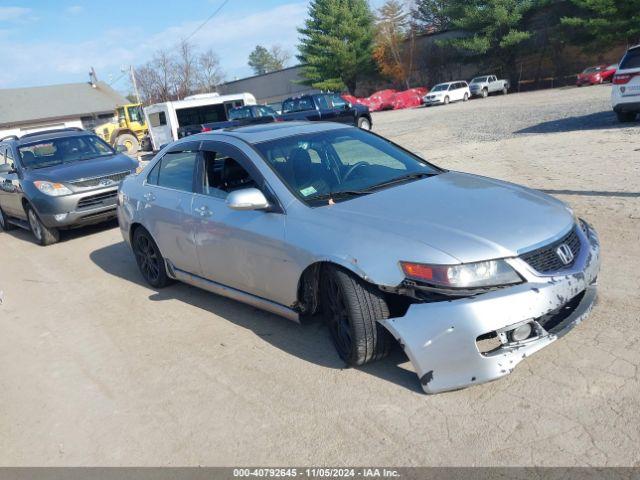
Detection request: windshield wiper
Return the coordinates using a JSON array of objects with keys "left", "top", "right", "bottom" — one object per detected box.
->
[
  {"left": 361, "top": 172, "right": 437, "bottom": 192},
  {"left": 307, "top": 190, "right": 373, "bottom": 203}
]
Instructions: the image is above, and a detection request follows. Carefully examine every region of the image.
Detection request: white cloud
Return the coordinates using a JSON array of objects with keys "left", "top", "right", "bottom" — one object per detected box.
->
[
  {"left": 0, "top": 6, "right": 31, "bottom": 22},
  {"left": 65, "top": 5, "right": 85, "bottom": 16}
]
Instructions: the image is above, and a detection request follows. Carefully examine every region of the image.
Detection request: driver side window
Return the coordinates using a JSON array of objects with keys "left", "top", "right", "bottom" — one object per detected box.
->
[{"left": 200, "top": 150, "right": 258, "bottom": 200}]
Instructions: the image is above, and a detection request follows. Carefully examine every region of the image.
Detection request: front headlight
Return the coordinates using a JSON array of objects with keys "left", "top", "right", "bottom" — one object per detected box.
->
[
  {"left": 400, "top": 259, "right": 522, "bottom": 289},
  {"left": 33, "top": 181, "right": 72, "bottom": 197}
]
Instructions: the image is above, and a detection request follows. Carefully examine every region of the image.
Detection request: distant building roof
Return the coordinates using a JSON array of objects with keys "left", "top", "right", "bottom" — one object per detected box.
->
[{"left": 0, "top": 81, "right": 127, "bottom": 127}]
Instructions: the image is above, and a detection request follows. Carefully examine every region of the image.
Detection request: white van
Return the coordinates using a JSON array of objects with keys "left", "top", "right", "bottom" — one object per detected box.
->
[
  {"left": 144, "top": 92, "right": 256, "bottom": 150},
  {"left": 612, "top": 44, "right": 640, "bottom": 122}
]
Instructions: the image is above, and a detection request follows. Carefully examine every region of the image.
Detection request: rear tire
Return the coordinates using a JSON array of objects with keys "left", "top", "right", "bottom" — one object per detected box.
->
[
  {"left": 133, "top": 227, "right": 171, "bottom": 288},
  {"left": 321, "top": 266, "right": 392, "bottom": 366},
  {"left": 26, "top": 205, "right": 59, "bottom": 246},
  {"left": 502, "top": 86, "right": 508, "bottom": 95},
  {"left": 463, "top": 93, "right": 469, "bottom": 102},
  {"left": 357, "top": 117, "right": 371, "bottom": 130},
  {"left": 0, "top": 206, "right": 15, "bottom": 231},
  {"left": 444, "top": 96, "right": 450, "bottom": 105},
  {"left": 482, "top": 88, "right": 488, "bottom": 98},
  {"left": 616, "top": 111, "right": 637, "bottom": 123},
  {"left": 116, "top": 133, "right": 140, "bottom": 155}
]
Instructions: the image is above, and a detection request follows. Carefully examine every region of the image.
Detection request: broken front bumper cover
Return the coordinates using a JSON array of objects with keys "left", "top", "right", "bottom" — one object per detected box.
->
[{"left": 380, "top": 222, "right": 600, "bottom": 394}]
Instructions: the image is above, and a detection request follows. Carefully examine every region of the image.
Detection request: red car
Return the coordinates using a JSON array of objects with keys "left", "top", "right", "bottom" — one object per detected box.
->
[{"left": 576, "top": 64, "right": 618, "bottom": 86}]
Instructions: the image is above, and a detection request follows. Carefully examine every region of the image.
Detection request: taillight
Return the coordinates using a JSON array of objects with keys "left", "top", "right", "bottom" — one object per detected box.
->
[
  {"left": 613, "top": 73, "right": 639, "bottom": 85},
  {"left": 201, "top": 126, "right": 211, "bottom": 132}
]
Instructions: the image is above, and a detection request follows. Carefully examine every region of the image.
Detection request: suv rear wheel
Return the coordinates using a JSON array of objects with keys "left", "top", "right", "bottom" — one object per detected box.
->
[
  {"left": 26, "top": 205, "right": 59, "bottom": 245},
  {"left": 133, "top": 227, "right": 171, "bottom": 288},
  {"left": 616, "top": 111, "right": 637, "bottom": 123},
  {"left": 357, "top": 117, "right": 371, "bottom": 130},
  {"left": 321, "top": 266, "right": 392, "bottom": 366}
]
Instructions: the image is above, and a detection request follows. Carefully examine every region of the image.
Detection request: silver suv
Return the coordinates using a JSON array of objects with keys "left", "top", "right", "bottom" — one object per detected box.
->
[
  {"left": 0, "top": 128, "right": 138, "bottom": 245},
  {"left": 118, "top": 122, "right": 600, "bottom": 394}
]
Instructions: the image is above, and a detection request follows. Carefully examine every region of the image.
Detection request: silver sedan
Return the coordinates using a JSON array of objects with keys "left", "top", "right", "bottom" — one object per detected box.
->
[{"left": 117, "top": 122, "right": 600, "bottom": 394}]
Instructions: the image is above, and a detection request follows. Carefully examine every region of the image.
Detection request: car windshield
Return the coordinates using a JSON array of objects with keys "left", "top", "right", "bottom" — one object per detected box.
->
[
  {"left": 18, "top": 135, "right": 115, "bottom": 169},
  {"left": 471, "top": 77, "right": 487, "bottom": 83},
  {"left": 431, "top": 84, "right": 449, "bottom": 92},
  {"left": 583, "top": 67, "right": 601, "bottom": 73},
  {"left": 229, "top": 107, "right": 253, "bottom": 120},
  {"left": 620, "top": 48, "right": 640, "bottom": 70},
  {"left": 255, "top": 128, "right": 441, "bottom": 206}
]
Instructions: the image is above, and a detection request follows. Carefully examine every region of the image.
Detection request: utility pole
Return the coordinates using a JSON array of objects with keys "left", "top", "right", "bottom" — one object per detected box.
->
[{"left": 129, "top": 65, "right": 141, "bottom": 104}]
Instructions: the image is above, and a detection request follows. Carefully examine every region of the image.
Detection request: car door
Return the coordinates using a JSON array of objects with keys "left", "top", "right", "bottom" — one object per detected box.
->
[
  {"left": 0, "top": 146, "right": 25, "bottom": 218},
  {"left": 191, "top": 140, "right": 287, "bottom": 301},
  {"left": 140, "top": 141, "right": 201, "bottom": 275},
  {"left": 329, "top": 94, "right": 354, "bottom": 124}
]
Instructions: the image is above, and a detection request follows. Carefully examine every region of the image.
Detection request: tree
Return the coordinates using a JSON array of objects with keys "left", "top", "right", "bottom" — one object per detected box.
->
[
  {"left": 197, "top": 48, "right": 224, "bottom": 92},
  {"left": 443, "top": 0, "right": 536, "bottom": 79},
  {"left": 561, "top": 0, "right": 640, "bottom": 48},
  {"left": 248, "top": 45, "right": 291, "bottom": 75},
  {"left": 373, "top": 0, "right": 413, "bottom": 88},
  {"left": 412, "top": 0, "right": 450, "bottom": 33},
  {"left": 175, "top": 40, "right": 197, "bottom": 99},
  {"left": 297, "top": 0, "right": 376, "bottom": 94}
]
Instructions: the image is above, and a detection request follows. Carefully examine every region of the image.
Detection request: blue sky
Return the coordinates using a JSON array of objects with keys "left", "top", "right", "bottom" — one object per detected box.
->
[{"left": 0, "top": 0, "right": 330, "bottom": 93}]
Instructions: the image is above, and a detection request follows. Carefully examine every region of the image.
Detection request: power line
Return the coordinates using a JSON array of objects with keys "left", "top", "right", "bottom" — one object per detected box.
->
[{"left": 183, "top": 0, "right": 230, "bottom": 43}]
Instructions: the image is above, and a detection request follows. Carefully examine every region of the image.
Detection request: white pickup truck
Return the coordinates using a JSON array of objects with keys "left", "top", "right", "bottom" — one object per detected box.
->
[{"left": 469, "top": 75, "right": 510, "bottom": 98}]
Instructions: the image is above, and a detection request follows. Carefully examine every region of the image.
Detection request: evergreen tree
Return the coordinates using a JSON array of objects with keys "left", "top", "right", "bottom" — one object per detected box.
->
[
  {"left": 412, "top": 0, "right": 450, "bottom": 33},
  {"left": 248, "top": 46, "right": 275, "bottom": 75},
  {"left": 444, "top": 0, "right": 535, "bottom": 78},
  {"left": 297, "top": 0, "right": 376, "bottom": 94},
  {"left": 561, "top": 0, "right": 640, "bottom": 48}
]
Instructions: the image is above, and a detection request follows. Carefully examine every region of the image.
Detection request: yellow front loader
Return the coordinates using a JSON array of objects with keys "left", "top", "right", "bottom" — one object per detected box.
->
[{"left": 95, "top": 103, "right": 150, "bottom": 155}]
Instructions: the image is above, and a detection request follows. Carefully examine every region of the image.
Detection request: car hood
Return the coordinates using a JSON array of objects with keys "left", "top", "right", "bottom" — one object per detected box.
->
[
  {"left": 24, "top": 154, "right": 137, "bottom": 183},
  {"left": 322, "top": 172, "right": 574, "bottom": 263}
]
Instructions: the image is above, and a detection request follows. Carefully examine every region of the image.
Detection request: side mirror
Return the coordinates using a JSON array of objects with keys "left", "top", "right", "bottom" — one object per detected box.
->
[
  {"left": 0, "top": 164, "right": 16, "bottom": 174},
  {"left": 116, "top": 145, "right": 128, "bottom": 153},
  {"left": 344, "top": 102, "right": 352, "bottom": 110},
  {"left": 226, "top": 188, "right": 270, "bottom": 211}
]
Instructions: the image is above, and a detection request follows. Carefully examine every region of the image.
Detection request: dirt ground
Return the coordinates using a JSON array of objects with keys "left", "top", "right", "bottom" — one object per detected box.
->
[{"left": 1, "top": 85, "right": 638, "bottom": 467}]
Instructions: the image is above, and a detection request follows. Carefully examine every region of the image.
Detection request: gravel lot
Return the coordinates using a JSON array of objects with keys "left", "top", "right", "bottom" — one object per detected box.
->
[{"left": 1, "top": 85, "right": 639, "bottom": 467}]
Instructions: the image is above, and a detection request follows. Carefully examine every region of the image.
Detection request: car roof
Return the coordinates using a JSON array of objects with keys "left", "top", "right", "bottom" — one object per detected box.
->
[
  {"left": 185, "top": 121, "right": 352, "bottom": 144},
  {"left": 15, "top": 130, "right": 96, "bottom": 146}
]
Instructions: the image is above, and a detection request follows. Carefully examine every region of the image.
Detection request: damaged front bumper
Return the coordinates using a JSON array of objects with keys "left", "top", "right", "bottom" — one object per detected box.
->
[{"left": 380, "top": 222, "right": 601, "bottom": 394}]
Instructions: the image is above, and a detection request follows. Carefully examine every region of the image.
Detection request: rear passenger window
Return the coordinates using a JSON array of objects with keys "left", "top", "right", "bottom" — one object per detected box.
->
[
  {"left": 155, "top": 151, "right": 197, "bottom": 192},
  {"left": 620, "top": 48, "right": 640, "bottom": 70}
]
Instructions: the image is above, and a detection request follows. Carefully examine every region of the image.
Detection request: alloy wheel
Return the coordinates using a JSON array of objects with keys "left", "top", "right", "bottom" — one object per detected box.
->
[
  {"left": 28, "top": 209, "right": 42, "bottom": 241},
  {"left": 324, "top": 274, "right": 352, "bottom": 360},
  {"left": 134, "top": 234, "right": 161, "bottom": 284}
]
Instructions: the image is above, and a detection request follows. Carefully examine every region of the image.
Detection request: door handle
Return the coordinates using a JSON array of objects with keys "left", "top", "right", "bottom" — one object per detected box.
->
[
  {"left": 194, "top": 205, "right": 212, "bottom": 217},
  {"left": 143, "top": 192, "right": 156, "bottom": 202}
]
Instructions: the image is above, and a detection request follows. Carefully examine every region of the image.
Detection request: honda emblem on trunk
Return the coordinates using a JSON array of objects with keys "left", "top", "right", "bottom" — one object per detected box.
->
[{"left": 556, "top": 243, "right": 574, "bottom": 265}]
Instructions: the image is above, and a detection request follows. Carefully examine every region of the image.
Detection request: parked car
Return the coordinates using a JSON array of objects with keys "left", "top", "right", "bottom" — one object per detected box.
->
[
  {"left": 423, "top": 81, "right": 470, "bottom": 105},
  {"left": 469, "top": 75, "right": 510, "bottom": 97},
  {"left": 279, "top": 93, "right": 372, "bottom": 130},
  {"left": 117, "top": 121, "right": 600, "bottom": 394},
  {"left": 177, "top": 105, "right": 279, "bottom": 138},
  {"left": 612, "top": 44, "right": 640, "bottom": 122},
  {"left": 0, "top": 128, "right": 138, "bottom": 245},
  {"left": 576, "top": 64, "right": 617, "bottom": 86}
]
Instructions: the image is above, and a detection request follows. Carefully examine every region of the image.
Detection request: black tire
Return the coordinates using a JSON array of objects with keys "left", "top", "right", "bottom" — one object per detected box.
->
[
  {"left": 616, "top": 111, "right": 637, "bottom": 123},
  {"left": 357, "top": 117, "right": 371, "bottom": 130},
  {"left": 0, "top": 206, "right": 15, "bottom": 231},
  {"left": 132, "top": 227, "right": 171, "bottom": 288},
  {"left": 322, "top": 266, "right": 392, "bottom": 366},
  {"left": 502, "top": 86, "right": 508, "bottom": 95},
  {"left": 116, "top": 133, "right": 140, "bottom": 155},
  {"left": 26, "top": 205, "right": 59, "bottom": 246},
  {"left": 463, "top": 92, "right": 469, "bottom": 102},
  {"left": 443, "top": 96, "right": 450, "bottom": 105},
  {"left": 482, "top": 88, "right": 488, "bottom": 98}
]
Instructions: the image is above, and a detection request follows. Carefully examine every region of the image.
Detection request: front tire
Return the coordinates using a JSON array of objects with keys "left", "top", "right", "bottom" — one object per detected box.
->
[
  {"left": 26, "top": 205, "right": 59, "bottom": 246},
  {"left": 357, "top": 117, "right": 371, "bottom": 130},
  {"left": 133, "top": 227, "right": 171, "bottom": 288},
  {"left": 502, "top": 86, "right": 508, "bottom": 95},
  {"left": 116, "top": 133, "right": 140, "bottom": 155},
  {"left": 616, "top": 111, "right": 637, "bottom": 123},
  {"left": 322, "top": 266, "right": 392, "bottom": 366}
]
